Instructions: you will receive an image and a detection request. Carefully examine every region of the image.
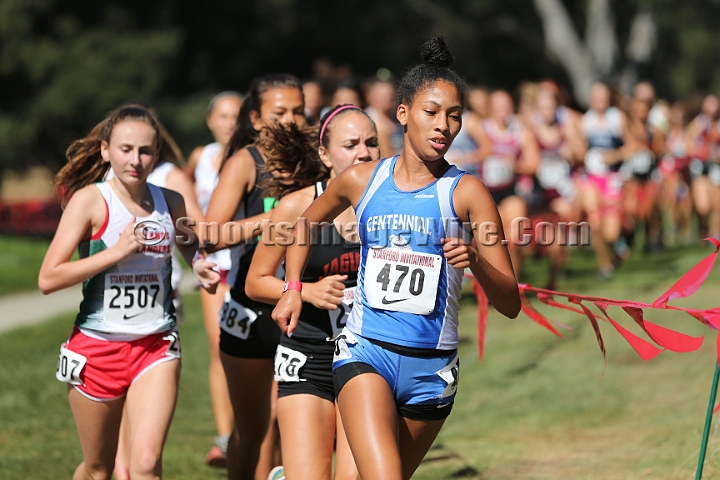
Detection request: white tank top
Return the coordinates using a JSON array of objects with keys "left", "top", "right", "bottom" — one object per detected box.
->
[
  {"left": 75, "top": 182, "right": 176, "bottom": 337},
  {"left": 194, "top": 143, "right": 232, "bottom": 272},
  {"left": 146, "top": 162, "right": 183, "bottom": 291}
]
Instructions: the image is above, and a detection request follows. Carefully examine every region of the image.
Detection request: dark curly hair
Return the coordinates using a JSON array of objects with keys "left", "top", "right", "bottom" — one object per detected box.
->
[
  {"left": 255, "top": 123, "right": 328, "bottom": 200},
  {"left": 395, "top": 36, "right": 467, "bottom": 108}
]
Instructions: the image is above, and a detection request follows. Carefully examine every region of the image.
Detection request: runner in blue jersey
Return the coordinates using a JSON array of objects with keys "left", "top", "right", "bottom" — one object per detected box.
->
[{"left": 273, "top": 37, "right": 520, "bottom": 480}]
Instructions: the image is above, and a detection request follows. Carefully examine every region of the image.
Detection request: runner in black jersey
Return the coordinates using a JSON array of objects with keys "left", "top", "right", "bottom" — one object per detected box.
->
[
  {"left": 204, "top": 74, "right": 306, "bottom": 480},
  {"left": 246, "top": 105, "right": 380, "bottom": 480}
]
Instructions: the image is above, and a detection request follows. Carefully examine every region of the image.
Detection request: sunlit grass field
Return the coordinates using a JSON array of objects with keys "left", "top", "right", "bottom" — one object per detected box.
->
[
  {"left": 0, "top": 235, "right": 51, "bottom": 296},
  {"left": 1, "top": 243, "right": 720, "bottom": 478}
]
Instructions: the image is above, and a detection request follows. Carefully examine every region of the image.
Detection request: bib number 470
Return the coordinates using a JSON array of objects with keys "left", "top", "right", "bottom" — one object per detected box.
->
[
  {"left": 377, "top": 264, "right": 425, "bottom": 296},
  {"left": 364, "top": 248, "right": 441, "bottom": 315}
]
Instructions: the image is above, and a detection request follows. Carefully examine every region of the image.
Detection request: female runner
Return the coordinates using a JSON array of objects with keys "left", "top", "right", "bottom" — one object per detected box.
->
[
  {"left": 658, "top": 102, "right": 693, "bottom": 244},
  {"left": 579, "top": 82, "right": 628, "bottom": 279},
  {"left": 530, "top": 88, "right": 584, "bottom": 289},
  {"left": 475, "top": 89, "right": 540, "bottom": 275},
  {"left": 620, "top": 94, "right": 665, "bottom": 253},
  {"left": 112, "top": 119, "right": 206, "bottom": 480},
  {"left": 204, "top": 74, "right": 305, "bottom": 480},
  {"left": 186, "top": 91, "right": 242, "bottom": 466},
  {"left": 686, "top": 94, "right": 720, "bottom": 240},
  {"left": 38, "top": 104, "right": 219, "bottom": 480},
  {"left": 273, "top": 37, "right": 521, "bottom": 480},
  {"left": 246, "top": 105, "right": 380, "bottom": 479}
]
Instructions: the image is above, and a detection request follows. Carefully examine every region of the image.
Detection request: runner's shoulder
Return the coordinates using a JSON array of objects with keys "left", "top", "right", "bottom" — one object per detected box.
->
[{"left": 338, "top": 159, "right": 381, "bottom": 187}]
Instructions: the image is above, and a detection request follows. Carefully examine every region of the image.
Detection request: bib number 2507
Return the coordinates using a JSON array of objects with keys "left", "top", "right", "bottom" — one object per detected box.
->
[{"left": 364, "top": 248, "right": 441, "bottom": 315}]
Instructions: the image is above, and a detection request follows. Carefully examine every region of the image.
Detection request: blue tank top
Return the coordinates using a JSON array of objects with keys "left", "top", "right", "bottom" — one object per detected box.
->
[{"left": 347, "top": 156, "right": 470, "bottom": 350}]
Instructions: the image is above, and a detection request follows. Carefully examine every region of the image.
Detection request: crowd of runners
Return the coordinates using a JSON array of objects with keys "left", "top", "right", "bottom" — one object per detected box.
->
[{"left": 36, "top": 34, "right": 720, "bottom": 480}]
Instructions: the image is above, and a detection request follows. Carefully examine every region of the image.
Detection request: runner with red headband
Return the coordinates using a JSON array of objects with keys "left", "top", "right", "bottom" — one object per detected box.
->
[{"left": 247, "top": 104, "right": 380, "bottom": 480}]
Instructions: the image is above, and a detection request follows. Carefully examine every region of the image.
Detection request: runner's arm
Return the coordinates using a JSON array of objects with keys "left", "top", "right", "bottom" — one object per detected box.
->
[
  {"left": 245, "top": 188, "right": 346, "bottom": 310},
  {"left": 164, "top": 188, "right": 220, "bottom": 292},
  {"left": 449, "top": 175, "right": 520, "bottom": 318},
  {"left": 272, "top": 162, "right": 373, "bottom": 334},
  {"left": 204, "top": 148, "right": 270, "bottom": 253},
  {"left": 38, "top": 186, "right": 138, "bottom": 294}
]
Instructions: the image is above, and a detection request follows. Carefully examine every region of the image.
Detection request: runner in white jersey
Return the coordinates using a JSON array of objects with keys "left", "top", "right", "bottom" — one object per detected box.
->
[
  {"left": 475, "top": 90, "right": 540, "bottom": 277},
  {"left": 578, "top": 82, "right": 629, "bottom": 279},
  {"left": 531, "top": 88, "right": 584, "bottom": 289},
  {"left": 274, "top": 36, "right": 520, "bottom": 480},
  {"left": 108, "top": 120, "right": 206, "bottom": 479},
  {"left": 186, "top": 91, "right": 241, "bottom": 466},
  {"left": 686, "top": 94, "right": 720, "bottom": 240},
  {"left": 39, "top": 105, "right": 219, "bottom": 480}
]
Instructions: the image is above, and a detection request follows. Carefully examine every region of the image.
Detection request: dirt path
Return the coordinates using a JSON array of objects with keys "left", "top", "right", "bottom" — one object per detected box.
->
[{"left": 0, "top": 275, "right": 197, "bottom": 334}]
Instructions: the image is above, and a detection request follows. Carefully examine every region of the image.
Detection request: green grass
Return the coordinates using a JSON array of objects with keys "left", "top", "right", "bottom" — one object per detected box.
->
[
  {"left": 1, "top": 243, "right": 720, "bottom": 478},
  {"left": 0, "top": 235, "right": 51, "bottom": 296}
]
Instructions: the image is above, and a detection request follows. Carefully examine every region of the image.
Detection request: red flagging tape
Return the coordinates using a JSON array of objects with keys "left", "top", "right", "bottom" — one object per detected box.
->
[
  {"left": 520, "top": 290, "right": 563, "bottom": 338},
  {"left": 595, "top": 304, "right": 663, "bottom": 361},
  {"left": 469, "top": 239, "right": 719, "bottom": 362},
  {"left": 653, "top": 238, "right": 720, "bottom": 308},
  {"left": 473, "top": 279, "right": 489, "bottom": 361}
]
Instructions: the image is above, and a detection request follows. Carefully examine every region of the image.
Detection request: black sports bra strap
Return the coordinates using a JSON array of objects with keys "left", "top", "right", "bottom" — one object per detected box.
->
[{"left": 247, "top": 146, "right": 265, "bottom": 168}]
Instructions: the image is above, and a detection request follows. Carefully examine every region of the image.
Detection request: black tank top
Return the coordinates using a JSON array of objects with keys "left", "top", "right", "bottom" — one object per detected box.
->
[
  {"left": 294, "top": 182, "right": 360, "bottom": 341},
  {"left": 230, "top": 146, "right": 275, "bottom": 310}
]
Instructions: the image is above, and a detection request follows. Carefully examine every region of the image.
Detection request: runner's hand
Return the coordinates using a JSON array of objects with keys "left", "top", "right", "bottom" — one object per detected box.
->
[
  {"left": 113, "top": 218, "right": 140, "bottom": 259},
  {"left": 193, "top": 259, "right": 220, "bottom": 294},
  {"left": 273, "top": 290, "right": 303, "bottom": 336},
  {"left": 302, "top": 274, "right": 347, "bottom": 310},
  {"left": 442, "top": 237, "right": 477, "bottom": 269}
]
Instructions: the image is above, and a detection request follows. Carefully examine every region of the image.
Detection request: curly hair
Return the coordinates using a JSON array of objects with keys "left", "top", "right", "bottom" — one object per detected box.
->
[{"left": 255, "top": 123, "right": 328, "bottom": 200}]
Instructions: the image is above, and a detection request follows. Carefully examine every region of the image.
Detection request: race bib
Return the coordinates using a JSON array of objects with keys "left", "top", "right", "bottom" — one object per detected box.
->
[
  {"left": 274, "top": 345, "right": 307, "bottom": 382},
  {"left": 219, "top": 291, "right": 257, "bottom": 340},
  {"left": 537, "top": 155, "right": 571, "bottom": 189},
  {"left": 626, "top": 150, "right": 653, "bottom": 174},
  {"left": 56, "top": 345, "right": 87, "bottom": 385},
  {"left": 436, "top": 354, "right": 460, "bottom": 399},
  {"left": 710, "top": 163, "right": 720, "bottom": 185},
  {"left": 328, "top": 287, "right": 355, "bottom": 340},
  {"left": 104, "top": 271, "right": 164, "bottom": 325},
  {"left": 482, "top": 155, "right": 515, "bottom": 187},
  {"left": 584, "top": 148, "right": 608, "bottom": 175},
  {"left": 364, "top": 247, "right": 442, "bottom": 315},
  {"left": 333, "top": 328, "right": 359, "bottom": 363},
  {"left": 163, "top": 329, "right": 182, "bottom": 359}
]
